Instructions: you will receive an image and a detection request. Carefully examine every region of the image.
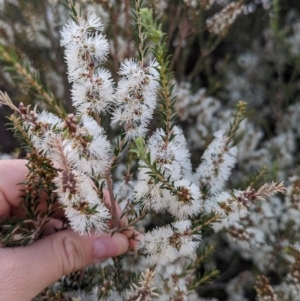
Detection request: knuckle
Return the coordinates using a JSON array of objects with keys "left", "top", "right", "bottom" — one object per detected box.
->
[{"left": 56, "top": 235, "right": 84, "bottom": 275}]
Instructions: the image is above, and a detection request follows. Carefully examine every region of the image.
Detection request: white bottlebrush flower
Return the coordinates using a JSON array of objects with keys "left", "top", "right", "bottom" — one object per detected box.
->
[
  {"left": 80, "top": 114, "right": 105, "bottom": 137},
  {"left": 66, "top": 60, "right": 91, "bottom": 84},
  {"left": 36, "top": 111, "right": 63, "bottom": 127},
  {"left": 60, "top": 19, "right": 83, "bottom": 47},
  {"left": 171, "top": 126, "right": 193, "bottom": 179},
  {"left": 64, "top": 184, "right": 110, "bottom": 236},
  {"left": 118, "top": 58, "right": 140, "bottom": 77},
  {"left": 61, "top": 13, "right": 104, "bottom": 47},
  {"left": 118, "top": 58, "right": 158, "bottom": 79},
  {"left": 64, "top": 42, "right": 88, "bottom": 73},
  {"left": 195, "top": 130, "right": 237, "bottom": 195},
  {"left": 65, "top": 34, "right": 109, "bottom": 72},
  {"left": 53, "top": 170, "right": 92, "bottom": 207},
  {"left": 82, "top": 34, "right": 109, "bottom": 62},
  {"left": 29, "top": 111, "right": 63, "bottom": 155},
  {"left": 139, "top": 220, "right": 201, "bottom": 264},
  {"left": 33, "top": 129, "right": 62, "bottom": 156},
  {"left": 111, "top": 102, "right": 150, "bottom": 140},
  {"left": 62, "top": 13, "right": 113, "bottom": 115},
  {"left": 66, "top": 116, "right": 112, "bottom": 175},
  {"left": 86, "top": 12, "right": 104, "bottom": 30},
  {"left": 111, "top": 59, "right": 160, "bottom": 141},
  {"left": 134, "top": 168, "right": 175, "bottom": 212},
  {"left": 153, "top": 257, "right": 198, "bottom": 301},
  {"left": 147, "top": 127, "right": 192, "bottom": 181},
  {"left": 61, "top": 12, "right": 110, "bottom": 96},
  {"left": 68, "top": 147, "right": 111, "bottom": 176},
  {"left": 168, "top": 179, "right": 202, "bottom": 220},
  {"left": 134, "top": 127, "right": 195, "bottom": 216},
  {"left": 71, "top": 68, "right": 113, "bottom": 114},
  {"left": 207, "top": 190, "right": 249, "bottom": 232}
]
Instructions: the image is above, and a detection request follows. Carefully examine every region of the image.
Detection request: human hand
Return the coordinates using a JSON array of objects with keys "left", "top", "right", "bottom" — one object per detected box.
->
[{"left": 0, "top": 160, "right": 130, "bottom": 301}]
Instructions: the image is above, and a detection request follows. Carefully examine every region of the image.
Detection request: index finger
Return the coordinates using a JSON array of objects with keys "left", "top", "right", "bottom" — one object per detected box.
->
[
  {"left": 0, "top": 159, "right": 28, "bottom": 218},
  {"left": 0, "top": 159, "right": 64, "bottom": 220}
]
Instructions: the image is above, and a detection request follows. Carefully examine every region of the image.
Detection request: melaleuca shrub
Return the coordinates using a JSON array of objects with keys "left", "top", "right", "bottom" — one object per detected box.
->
[{"left": 0, "top": 0, "right": 297, "bottom": 301}]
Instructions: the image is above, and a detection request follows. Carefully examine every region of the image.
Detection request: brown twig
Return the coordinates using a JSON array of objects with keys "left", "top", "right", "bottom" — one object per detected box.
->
[{"left": 106, "top": 174, "right": 120, "bottom": 231}]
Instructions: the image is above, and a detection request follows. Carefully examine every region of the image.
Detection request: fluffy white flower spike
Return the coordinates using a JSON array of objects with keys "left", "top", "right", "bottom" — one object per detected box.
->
[
  {"left": 64, "top": 115, "right": 111, "bottom": 176},
  {"left": 135, "top": 127, "right": 200, "bottom": 218},
  {"left": 139, "top": 220, "right": 201, "bottom": 264},
  {"left": 64, "top": 185, "right": 110, "bottom": 236},
  {"left": 71, "top": 68, "right": 113, "bottom": 114},
  {"left": 61, "top": 13, "right": 104, "bottom": 48},
  {"left": 49, "top": 138, "right": 111, "bottom": 236},
  {"left": 61, "top": 12, "right": 112, "bottom": 115},
  {"left": 195, "top": 130, "right": 237, "bottom": 195},
  {"left": 111, "top": 59, "right": 160, "bottom": 141},
  {"left": 147, "top": 127, "right": 192, "bottom": 181},
  {"left": 207, "top": 190, "right": 248, "bottom": 232},
  {"left": 168, "top": 179, "right": 202, "bottom": 219},
  {"left": 26, "top": 111, "right": 63, "bottom": 155},
  {"left": 134, "top": 167, "right": 175, "bottom": 212}
]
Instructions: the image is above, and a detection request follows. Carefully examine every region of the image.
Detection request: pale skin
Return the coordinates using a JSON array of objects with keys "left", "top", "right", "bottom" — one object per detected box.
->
[{"left": 0, "top": 160, "right": 134, "bottom": 301}]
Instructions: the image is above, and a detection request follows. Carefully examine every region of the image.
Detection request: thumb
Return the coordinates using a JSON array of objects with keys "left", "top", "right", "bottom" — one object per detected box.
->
[{"left": 0, "top": 229, "right": 129, "bottom": 301}]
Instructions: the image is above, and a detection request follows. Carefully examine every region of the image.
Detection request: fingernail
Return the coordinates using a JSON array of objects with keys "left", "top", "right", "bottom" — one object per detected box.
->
[{"left": 93, "top": 233, "right": 129, "bottom": 260}]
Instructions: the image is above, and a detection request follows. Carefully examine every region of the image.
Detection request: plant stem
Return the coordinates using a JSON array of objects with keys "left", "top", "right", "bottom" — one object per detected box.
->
[{"left": 106, "top": 174, "right": 120, "bottom": 231}]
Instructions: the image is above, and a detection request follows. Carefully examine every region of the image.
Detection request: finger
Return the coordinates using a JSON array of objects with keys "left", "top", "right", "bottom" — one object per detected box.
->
[
  {"left": 0, "top": 160, "right": 65, "bottom": 220},
  {"left": 127, "top": 230, "right": 141, "bottom": 251},
  {"left": 9, "top": 200, "right": 65, "bottom": 220},
  {"left": 0, "top": 160, "right": 60, "bottom": 219},
  {"left": 0, "top": 160, "right": 28, "bottom": 218},
  {"left": 0, "top": 229, "right": 129, "bottom": 301}
]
